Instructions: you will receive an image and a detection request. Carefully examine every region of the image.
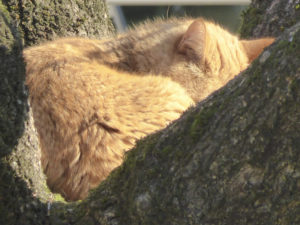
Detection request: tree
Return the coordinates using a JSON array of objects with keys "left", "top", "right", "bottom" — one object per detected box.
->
[
  {"left": 0, "top": 0, "right": 114, "bottom": 224},
  {"left": 0, "top": 0, "right": 299, "bottom": 224}
]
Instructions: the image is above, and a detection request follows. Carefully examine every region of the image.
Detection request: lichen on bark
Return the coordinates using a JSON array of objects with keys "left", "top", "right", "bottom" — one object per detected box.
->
[
  {"left": 0, "top": 0, "right": 115, "bottom": 224},
  {"left": 4, "top": 0, "right": 115, "bottom": 46},
  {"left": 240, "top": 0, "right": 300, "bottom": 38}
]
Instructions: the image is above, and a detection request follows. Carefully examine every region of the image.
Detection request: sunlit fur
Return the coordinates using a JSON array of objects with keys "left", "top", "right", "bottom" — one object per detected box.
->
[{"left": 24, "top": 18, "right": 274, "bottom": 201}]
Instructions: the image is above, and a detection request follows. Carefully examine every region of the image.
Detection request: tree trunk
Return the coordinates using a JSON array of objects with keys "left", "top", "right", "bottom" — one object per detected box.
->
[
  {"left": 1, "top": 0, "right": 300, "bottom": 224},
  {"left": 0, "top": 0, "right": 114, "bottom": 224},
  {"left": 240, "top": 0, "right": 300, "bottom": 37}
]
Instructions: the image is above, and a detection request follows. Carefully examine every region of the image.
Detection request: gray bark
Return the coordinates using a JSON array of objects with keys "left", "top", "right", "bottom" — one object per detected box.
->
[
  {"left": 0, "top": 0, "right": 114, "bottom": 224},
  {"left": 1, "top": 0, "right": 300, "bottom": 224},
  {"left": 240, "top": 0, "right": 300, "bottom": 37}
]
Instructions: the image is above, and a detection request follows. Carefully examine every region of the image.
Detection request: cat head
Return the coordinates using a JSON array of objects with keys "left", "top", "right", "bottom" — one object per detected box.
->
[
  {"left": 169, "top": 19, "right": 275, "bottom": 102},
  {"left": 177, "top": 19, "right": 274, "bottom": 67}
]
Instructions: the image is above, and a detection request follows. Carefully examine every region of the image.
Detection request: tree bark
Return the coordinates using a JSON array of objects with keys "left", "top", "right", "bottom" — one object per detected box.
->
[
  {"left": 240, "top": 0, "right": 300, "bottom": 38},
  {"left": 1, "top": 0, "right": 300, "bottom": 224},
  {"left": 0, "top": 0, "right": 114, "bottom": 224}
]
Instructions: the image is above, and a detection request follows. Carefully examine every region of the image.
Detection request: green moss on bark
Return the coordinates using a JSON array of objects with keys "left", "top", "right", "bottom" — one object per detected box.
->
[
  {"left": 239, "top": 7, "right": 263, "bottom": 38},
  {"left": 3, "top": 0, "right": 115, "bottom": 46},
  {"left": 240, "top": 0, "right": 300, "bottom": 38},
  {"left": 0, "top": 1, "right": 25, "bottom": 155},
  {"left": 0, "top": 0, "right": 115, "bottom": 224}
]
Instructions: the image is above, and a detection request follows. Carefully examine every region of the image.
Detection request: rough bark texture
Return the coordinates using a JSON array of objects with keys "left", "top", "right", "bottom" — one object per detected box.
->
[
  {"left": 4, "top": 0, "right": 115, "bottom": 46},
  {"left": 0, "top": 3, "right": 49, "bottom": 224},
  {"left": 0, "top": 0, "right": 114, "bottom": 224},
  {"left": 0, "top": 0, "right": 300, "bottom": 224},
  {"left": 240, "top": 0, "right": 300, "bottom": 38}
]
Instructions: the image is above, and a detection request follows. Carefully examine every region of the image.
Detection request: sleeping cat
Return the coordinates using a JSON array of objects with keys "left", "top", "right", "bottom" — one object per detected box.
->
[{"left": 24, "top": 18, "right": 274, "bottom": 201}]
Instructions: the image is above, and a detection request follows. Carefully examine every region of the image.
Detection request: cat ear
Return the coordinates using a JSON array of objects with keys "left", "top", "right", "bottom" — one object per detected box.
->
[
  {"left": 177, "top": 19, "right": 206, "bottom": 61},
  {"left": 241, "top": 38, "right": 275, "bottom": 63}
]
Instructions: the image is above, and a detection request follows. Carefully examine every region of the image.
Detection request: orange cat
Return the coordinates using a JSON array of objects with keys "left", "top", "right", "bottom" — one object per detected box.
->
[{"left": 24, "top": 18, "right": 274, "bottom": 201}]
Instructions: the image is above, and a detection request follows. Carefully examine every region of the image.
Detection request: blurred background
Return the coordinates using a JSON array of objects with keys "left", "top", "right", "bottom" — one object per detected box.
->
[{"left": 106, "top": 0, "right": 250, "bottom": 33}]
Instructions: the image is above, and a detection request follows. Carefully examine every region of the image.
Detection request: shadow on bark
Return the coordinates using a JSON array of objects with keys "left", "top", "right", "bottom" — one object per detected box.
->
[
  {"left": 0, "top": 10, "right": 25, "bottom": 156},
  {"left": 0, "top": 7, "right": 51, "bottom": 225}
]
